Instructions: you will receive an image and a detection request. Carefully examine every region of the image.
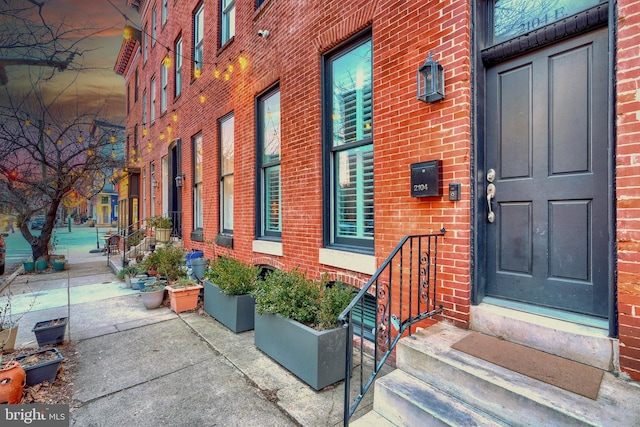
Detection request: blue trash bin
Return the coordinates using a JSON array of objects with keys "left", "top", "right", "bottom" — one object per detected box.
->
[{"left": 186, "top": 250, "right": 204, "bottom": 268}]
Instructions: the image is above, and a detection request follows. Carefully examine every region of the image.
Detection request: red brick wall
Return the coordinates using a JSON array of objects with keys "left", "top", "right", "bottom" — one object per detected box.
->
[
  {"left": 616, "top": 0, "right": 640, "bottom": 382},
  {"left": 126, "top": 0, "right": 640, "bottom": 381},
  {"left": 133, "top": 0, "right": 473, "bottom": 323},
  {"left": 133, "top": 0, "right": 464, "bottom": 322}
]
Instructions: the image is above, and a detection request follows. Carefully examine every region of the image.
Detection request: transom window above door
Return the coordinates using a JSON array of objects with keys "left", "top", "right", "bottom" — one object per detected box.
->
[{"left": 493, "top": 0, "right": 604, "bottom": 44}]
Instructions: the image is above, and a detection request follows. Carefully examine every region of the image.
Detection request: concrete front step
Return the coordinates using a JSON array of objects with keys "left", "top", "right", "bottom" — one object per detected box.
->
[
  {"left": 471, "top": 302, "right": 615, "bottom": 370},
  {"left": 368, "top": 370, "right": 508, "bottom": 427},
  {"left": 395, "top": 322, "right": 640, "bottom": 426}
]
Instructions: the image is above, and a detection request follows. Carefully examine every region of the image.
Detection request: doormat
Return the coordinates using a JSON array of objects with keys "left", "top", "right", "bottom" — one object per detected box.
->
[{"left": 451, "top": 332, "right": 604, "bottom": 400}]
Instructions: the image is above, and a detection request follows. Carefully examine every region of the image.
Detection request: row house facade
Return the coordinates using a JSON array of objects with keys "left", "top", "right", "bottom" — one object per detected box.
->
[{"left": 115, "top": 0, "right": 640, "bottom": 387}]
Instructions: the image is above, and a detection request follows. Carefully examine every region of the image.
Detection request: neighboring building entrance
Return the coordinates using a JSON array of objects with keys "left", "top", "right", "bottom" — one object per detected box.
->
[{"left": 482, "top": 25, "right": 610, "bottom": 318}]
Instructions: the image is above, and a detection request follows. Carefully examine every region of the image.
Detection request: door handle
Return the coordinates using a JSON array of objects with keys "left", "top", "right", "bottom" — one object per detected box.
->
[{"left": 487, "top": 183, "right": 496, "bottom": 223}]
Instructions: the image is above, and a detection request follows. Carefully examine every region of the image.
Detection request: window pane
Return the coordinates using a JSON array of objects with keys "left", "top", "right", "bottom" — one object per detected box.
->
[
  {"left": 152, "top": 6, "right": 156, "bottom": 44},
  {"left": 494, "top": 0, "right": 601, "bottom": 43},
  {"left": 194, "top": 184, "right": 203, "bottom": 228},
  {"left": 262, "top": 90, "right": 280, "bottom": 164},
  {"left": 222, "top": 175, "right": 234, "bottom": 231},
  {"left": 221, "top": 0, "right": 235, "bottom": 44},
  {"left": 265, "top": 165, "right": 281, "bottom": 232},
  {"left": 335, "top": 145, "right": 374, "bottom": 240},
  {"left": 194, "top": 133, "right": 202, "bottom": 183},
  {"left": 161, "top": 65, "right": 167, "bottom": 112},
  {"left": 221, "top": 115, "right": 234, "bottom": 174},
  {"left": 150, "top": 78, "right": 156, "bottom": 122},
  {"left": 194, "top": 6, "right": 204, "bottom": 71},
  {"left": 175, "top": 38, "right": 182, "bottom": 96},
  {"left": 332, "top": 40, "right": 372, "bottom": 147},
  {"left": 142, "top": 92, "right": 147, "bottom": 125}
]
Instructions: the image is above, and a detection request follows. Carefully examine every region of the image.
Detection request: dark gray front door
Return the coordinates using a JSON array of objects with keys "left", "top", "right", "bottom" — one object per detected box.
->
[{"left": 485, "top": 27, "right": 609, "bottom": 317}]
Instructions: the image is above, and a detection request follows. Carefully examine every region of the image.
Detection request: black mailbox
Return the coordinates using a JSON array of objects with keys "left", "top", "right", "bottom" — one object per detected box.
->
[{"left": 410, "top": 160, "right": 440, "bottom": 197}]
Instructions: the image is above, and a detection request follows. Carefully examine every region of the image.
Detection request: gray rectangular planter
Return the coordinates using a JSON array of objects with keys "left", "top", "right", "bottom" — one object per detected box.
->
[
  {"left": 203, "top": 280, "right": 255, "bottom": 333},
  {"left": 254, "top": 310, "right": 347, "bottom": 391}
]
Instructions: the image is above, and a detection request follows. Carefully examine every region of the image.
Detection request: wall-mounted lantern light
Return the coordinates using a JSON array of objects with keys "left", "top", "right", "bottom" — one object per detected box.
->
[
  {"left": 175, "top": 173, "right": 185, "bottom": 187},
  {"left": 417, "top": 52, "right": 445, "bottom": 103},
  {"left": 152, "top": 179, "right": 159, "bottom": 188}
]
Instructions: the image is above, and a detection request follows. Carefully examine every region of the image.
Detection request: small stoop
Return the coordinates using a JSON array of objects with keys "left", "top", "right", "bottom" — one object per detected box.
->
[{"left": 352, "top": 322, "right": 640, "bottom": 426}]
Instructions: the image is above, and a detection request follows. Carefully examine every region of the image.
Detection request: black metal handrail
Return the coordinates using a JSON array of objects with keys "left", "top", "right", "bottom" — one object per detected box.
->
[
  {"left": 168, "top": 211, "right": 182, "bottom": 238},
  {"left": 338, "top": 229, "right": 445, "bottom": 426},
  {"left": 104, "top": 220, "right": 151, "bottom": 267}
]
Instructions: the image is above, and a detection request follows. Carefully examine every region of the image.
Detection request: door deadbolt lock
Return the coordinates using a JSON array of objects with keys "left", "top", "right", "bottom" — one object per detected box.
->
[{"left": 487, "top": 168, "right": 496, "bottom": 183}]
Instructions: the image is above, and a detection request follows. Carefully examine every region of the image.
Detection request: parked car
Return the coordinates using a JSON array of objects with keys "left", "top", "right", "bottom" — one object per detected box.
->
[
  {"left": 30, "top": 216, "right": 45, "bottom": 230},
  {"left": 0, "top": 232, "right": 7, "bottom": 275}
]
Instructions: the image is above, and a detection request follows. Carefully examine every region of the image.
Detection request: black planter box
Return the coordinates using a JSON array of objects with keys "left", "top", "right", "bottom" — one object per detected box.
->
[
  {"left": 14, "top": 348, "right": 64, "bottom": 386},
  {"left": 32, "top": 317, "right": 68, "bottom": 347}
]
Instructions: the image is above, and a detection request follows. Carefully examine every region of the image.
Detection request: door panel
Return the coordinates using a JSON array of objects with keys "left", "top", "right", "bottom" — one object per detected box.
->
[{"left": 485, "top": 28, "right": 608, "bottom": 317}]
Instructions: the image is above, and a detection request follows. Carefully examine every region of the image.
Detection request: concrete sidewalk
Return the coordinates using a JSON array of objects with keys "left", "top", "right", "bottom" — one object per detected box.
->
[{"left": 1, "top": 251, "right": 381, "bottom": 426}]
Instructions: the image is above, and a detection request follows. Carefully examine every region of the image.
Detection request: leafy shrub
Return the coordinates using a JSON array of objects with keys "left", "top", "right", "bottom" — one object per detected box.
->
[
  {"left": 172, "top": 277, "right": 198, "bottom": 288},
  {"left": 317, "top": 280, "right": 354, "bottom": 330},
  {"left": 154, "top": 245, "right": 187, "bottom": 282},
  {"left": 147, "top": 215, "right": 172, "bottom": 229},
  {"left": 253, "top": 268, "right": 353, "bottom": 330},
  {"left": 117, "top": 265, "right": 141, "bottom": 280},
  {"left": 204, "top": 257, "right": 260, "bottom": 295}
]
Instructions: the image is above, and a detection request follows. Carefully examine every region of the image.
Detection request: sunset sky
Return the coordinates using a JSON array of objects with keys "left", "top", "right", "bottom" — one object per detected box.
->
[{"left": 3, "top": 0, "right": 138, "bottom": 124}]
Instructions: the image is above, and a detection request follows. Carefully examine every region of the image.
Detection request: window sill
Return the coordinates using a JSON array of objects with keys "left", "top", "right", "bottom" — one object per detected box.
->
[
  {"left": 319, "top": 248, "right": 376, "bottom": 275},
  {"left": 252, "top": 240, "right": 283, "bottom": 256},
  {"left": 215, "top": 234, "right": 233, "bottom": 248},
  {"left": 190, "top": 229, "right": 204, "bottom": 242}
]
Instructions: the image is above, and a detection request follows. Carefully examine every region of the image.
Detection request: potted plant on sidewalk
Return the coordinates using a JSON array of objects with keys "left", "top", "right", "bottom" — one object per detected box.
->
[
  {"left": 23, "top": 256, "right": 35, "bottom": 272},
  {"left": 166, "top": 277, "right": 203, "bottom": 314},
  {"left": 14, "top": 347, "right": 64, "bottom": 386},
  {"left": 140, "top": 280, "right": 167, "bottom": 309},
  {"left": 203, "top": 257, "right": 260, "bottom": 333},
  {"left": 155, "top": 244, "right": 187, "bottom": 282},
  {"left": 117, "top": 265, "right": 139, "bottom": 286},
  {"left": 0, "top": 360, "right": 26, "bottom": 403},
  {"left": 31, "top": 317, "right": 68, "bottom": 347},
  {"left": 141, "top": 250, "right": 161, "bottom": 277},
  {"left": 35, "top": 256, "right": 48, "bottom": 271},
  {"left": 252, "top": 269, "right": 353, "bottom": 390}
]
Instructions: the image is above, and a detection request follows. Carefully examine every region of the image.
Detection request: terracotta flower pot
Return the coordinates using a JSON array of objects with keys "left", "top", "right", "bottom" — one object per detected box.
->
[
  {"left": 0, "top": 360, "right": 26, "bottom": 404},
  {"left": 166, "top": 284, "right": 203, "bottom": 313}
]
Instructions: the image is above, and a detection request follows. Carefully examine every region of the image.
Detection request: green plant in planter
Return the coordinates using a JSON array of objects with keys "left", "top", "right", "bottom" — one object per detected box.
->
[
  {"left": 173, "top": 276, "right": 198, "bottom": 288},
  {"left": 154, "top": 245, "right": 187, "bottom": 282},
  {"left": 141, "top": 280, "right": 166, "bottom": 292},
  {"left": 147, "top": 215, "right": 172, "bottom": 229},
  {"left": 252, "top": 269, "right": 353, "bottom": 330},
  {"left": 117, "top": 265, "right": 140, "bottom": 281},
  {"left": 141, "top": 250, "right": 161, "bottom": 273},
  {"left": 204, "top": 257, "right": 260, "bottom": 295}
]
